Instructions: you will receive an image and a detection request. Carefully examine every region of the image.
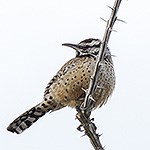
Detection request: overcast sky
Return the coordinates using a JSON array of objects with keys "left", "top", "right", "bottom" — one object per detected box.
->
[{"left": 1, "top": 0, "right": 150, "bottom": 150}]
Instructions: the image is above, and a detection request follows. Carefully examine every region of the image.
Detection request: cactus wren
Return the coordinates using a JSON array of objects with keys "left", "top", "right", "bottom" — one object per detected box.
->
[{"left": 7, "top": 38, "right": 115, "bottom": 134}]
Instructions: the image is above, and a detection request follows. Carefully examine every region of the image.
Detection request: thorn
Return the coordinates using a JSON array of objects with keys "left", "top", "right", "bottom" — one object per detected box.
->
[
  {"left": 111, "top": 54, "right": 117, "bottom": 57},
  {"left": 112, "top": 29, "right": 117, "bottom": 32},
  {"left": 92, "top": 122, "right": 97, "bottom": 130},
  {"left": 82, "top": 88, "right": 87, "bottom": 93},
  {"left": 89, "top": 53, "right": 97, "bottom": 58},
  {"left": 107, "top": 5, "right": 114, "bottom": 10},
  {"left": 89, "top": 95, "right": 96, "bottom": 102},
  {"left": 117, "top": 18, "right": 127, "bottom": 24},
  {"left": 100, "top": 17, "right": 107, "bottom": 23},
  {"left": 91, "top": 118, "right": 94, "bottom": 121},
  {"left": 77, "top": 124, "right": 84, "bottom": 132},
  {"left": 98, "top": 133, "right": 103, "bottom": 137},
  {"left": 109, "top": 28, "right": 117, "bottom": 32},
  {"left": 75, "top": 114, "right": 79, "bottom": 120}
]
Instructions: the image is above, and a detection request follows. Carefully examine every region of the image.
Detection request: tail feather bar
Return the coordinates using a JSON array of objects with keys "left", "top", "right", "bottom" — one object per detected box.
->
[{"left": 7, "top": 106, "right": 46, "bottom": 134}]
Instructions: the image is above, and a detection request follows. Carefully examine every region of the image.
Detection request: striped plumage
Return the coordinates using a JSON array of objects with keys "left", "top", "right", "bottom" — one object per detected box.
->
[{"left": 7, "top": 38, "right": 115, "bottom": 134}]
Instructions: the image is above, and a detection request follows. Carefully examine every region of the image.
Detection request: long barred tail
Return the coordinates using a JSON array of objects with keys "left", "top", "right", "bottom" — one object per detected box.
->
[
  {"left": 7, "top": 103, "right": 47, "bottom": 134},
  {"left": 7, "top": 101, "right": 64, "bottom": 134}
]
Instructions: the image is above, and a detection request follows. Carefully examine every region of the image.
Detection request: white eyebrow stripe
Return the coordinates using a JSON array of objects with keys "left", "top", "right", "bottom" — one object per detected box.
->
[
  {"left": 78, "top": 39, "right": 101, "bottom": 48},
  {"left": 85, "top": 40, "right": 100, "bottom": 47},
  {"left": 90, "top": 40, "right": 99, "bottom": 46}
]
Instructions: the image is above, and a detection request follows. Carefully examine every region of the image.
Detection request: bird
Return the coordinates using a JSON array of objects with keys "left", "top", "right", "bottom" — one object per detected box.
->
[{"left": 7, "top": 38, "right": 115, "bottom": 134}]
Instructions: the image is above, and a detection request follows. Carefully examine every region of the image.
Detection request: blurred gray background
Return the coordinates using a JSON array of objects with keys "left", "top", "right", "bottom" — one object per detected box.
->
[{"left": 1, "top": 0, "right": 150, "bottom": 149}]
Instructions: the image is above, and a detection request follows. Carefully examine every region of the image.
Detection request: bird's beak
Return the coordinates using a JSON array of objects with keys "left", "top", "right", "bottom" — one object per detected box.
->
[{"left": 62, "top": 43, "right": 79, "bottom": 51}]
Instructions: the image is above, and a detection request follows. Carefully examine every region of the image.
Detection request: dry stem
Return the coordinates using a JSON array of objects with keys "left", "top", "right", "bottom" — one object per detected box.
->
[{"left": 76, "top": 0, "right": 122, "bottom": 149}]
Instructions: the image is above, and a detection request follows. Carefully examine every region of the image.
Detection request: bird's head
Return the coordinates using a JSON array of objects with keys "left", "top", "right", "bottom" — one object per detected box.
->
[{"left": 62, "top": 38, "right": 111, "bottom": 58}]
